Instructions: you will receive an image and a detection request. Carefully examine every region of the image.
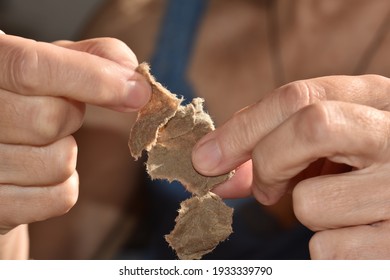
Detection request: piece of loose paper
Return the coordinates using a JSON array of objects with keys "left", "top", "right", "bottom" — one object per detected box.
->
[
  {"left": 165, "top": 193, "right": 233, "bottom": 260},
  {"left": 128, "top": 62, "right": 233, "bottom": 259},
  {"left": 129, "top": 64, "right": 181, "bottom": 159}
]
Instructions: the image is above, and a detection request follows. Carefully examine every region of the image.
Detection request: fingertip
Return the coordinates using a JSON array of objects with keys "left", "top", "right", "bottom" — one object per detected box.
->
[
  {"left": 192, "top": 136, "right": 222, "bottom": 175},
  {"left": 0, "top": 30, "right": 5, "bottom": 35},
  {"left": 123, "top": 77, "right": 152, "bottom": 111}
]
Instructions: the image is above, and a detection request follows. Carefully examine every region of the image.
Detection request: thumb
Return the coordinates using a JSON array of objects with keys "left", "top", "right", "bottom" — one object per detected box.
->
[
  {"left": 192, "top": 100, "right": 281, "bottom": 176},
  {"left": 192, "top": 81, "right": 323, "bottom": 176},
  {"left": 192, "top": 80, "right": 323, "bottom": 175},
  {"left": 0, "top": 35, "right": 151, "bottom": 112},
  {"left": 192, "top": 75, "right": 390, "bottom": 176}
]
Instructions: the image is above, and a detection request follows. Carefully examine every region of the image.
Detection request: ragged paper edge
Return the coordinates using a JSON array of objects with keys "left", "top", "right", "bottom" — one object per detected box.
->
[
  {"left": 145, "top": 97, "right": 234, "bottom": 196},
  {"left": 128, "top": 63, "right": 182, "bottom": 159},
  {"left": 165, "top": 192, "right": 233, "bottom": 260},
  {"left": 128, "top": 62, "right": 234, "bottom": 259}
]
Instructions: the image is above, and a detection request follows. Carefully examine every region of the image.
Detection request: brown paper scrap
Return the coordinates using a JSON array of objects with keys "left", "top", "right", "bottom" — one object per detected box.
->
[
  {"left": 129, "top": 63, "right": 181, "bottom": 159},
  {"left": 128, "top": 62, "right": 233, "bottom": 259},
  {"left": 147, "top": 98, "right": 232, "bottom": 196},
  {"left": 165, "top": 193, "right": 233, "bottom": 260}
]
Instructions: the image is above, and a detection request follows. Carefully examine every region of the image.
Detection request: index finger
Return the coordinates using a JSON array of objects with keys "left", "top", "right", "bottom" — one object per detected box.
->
[
  {"left": 0, "top": 35, "right": 151, "bottom": 112},
  {"left": 192, "top": 75, "right": 390, "bottom": 176}
]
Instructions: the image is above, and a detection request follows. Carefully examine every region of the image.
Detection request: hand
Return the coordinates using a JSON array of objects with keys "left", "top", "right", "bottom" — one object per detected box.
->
[
  {"left": 0, "top": 33, "right": 151, "bottom": 257},
  {"left": 192, "top": 75, "right": 390, "bottom": 259}
]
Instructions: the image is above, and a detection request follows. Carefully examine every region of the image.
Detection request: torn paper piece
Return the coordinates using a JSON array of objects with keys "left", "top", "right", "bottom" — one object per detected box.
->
[
  {"left": 129, "top": 63, "right": 181, "bottom": 159},
  {"left": 165, "top": 193, "right": 233, "bottom": 260},
  {"left": 128, "top": 62, "right": 234, "bottom": 259},
  {"left": 147, "top": 98, "right": 232, "bottom": 196}
]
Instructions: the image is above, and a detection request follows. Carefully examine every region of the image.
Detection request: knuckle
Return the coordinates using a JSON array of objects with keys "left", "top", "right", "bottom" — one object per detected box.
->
[
  {"left": 34, "top": 100, "right": 64, "bottom": 143},
  {"left": 32, "top": 98, "right": 84, "bottom": 145},
  {"left": 295, "top": 102, "right": 334, "bottom": 147},
  {"left": 53, "top": 173, "right": 79, "bottom": 216},
  {"left": 60, "top": 137, "right": 78, "bottom": 181},
  {"left": 292, "top": 181, "right": 320, "bottom": 230},
  {"left": 252, "top": 149, "right": 275, "bottom": 185},
  {"left": 308, "top": 232, "right": 329, "bottom": 259},
  {"left": 50, "top": 136, "right": 78, "bottom": 183},
  {"left": 277, "top": 80, "right": 326, "bottom": 117},
  {"left": 43, "top": 172, "right": 79, "bottom": 219}
]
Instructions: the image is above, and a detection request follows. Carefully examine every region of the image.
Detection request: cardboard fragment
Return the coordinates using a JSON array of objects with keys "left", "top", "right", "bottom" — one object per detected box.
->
[
  {"left": 128, "top": 63, "right": 181, "bottom": 159},
  {"left": 147, "top": 98, "right": 232, "bottom": 196},
  {"left": 128, "top": 62, "right": 234, "bottom": 259},
  {"left": 165, "top": 193, "right": 233, "bottom": 260}
]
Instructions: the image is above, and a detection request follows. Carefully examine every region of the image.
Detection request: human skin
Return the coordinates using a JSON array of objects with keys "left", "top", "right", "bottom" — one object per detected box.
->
[
  {"left": 192, "top": 75, "right": 390, "bottom": 259},
  {"left": 0, "top": 32, "right": 151, "bottom": 259},
  {"left": 28, "top": 0, "right": 390, "bottom": 259}
]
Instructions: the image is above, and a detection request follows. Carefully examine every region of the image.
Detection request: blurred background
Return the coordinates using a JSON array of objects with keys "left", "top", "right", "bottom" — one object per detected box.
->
[
  {"left": 1, "top": 0, "right": 388, "bottom": 260},
  {"left": 0, "top": 0, "right": 105, "bottom": 41}
]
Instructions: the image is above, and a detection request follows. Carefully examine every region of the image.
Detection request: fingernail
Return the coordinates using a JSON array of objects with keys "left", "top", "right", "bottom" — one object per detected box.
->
[
  {"left": 193, "top": 138, "right": 222, "bottom": 173},
  {"left": 0, "top": 30, "right": 5, "bottom": 35},
  {"left": 125, "top": 79, "right": 151, "bottom": 110}
]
